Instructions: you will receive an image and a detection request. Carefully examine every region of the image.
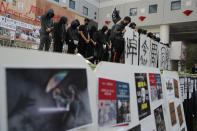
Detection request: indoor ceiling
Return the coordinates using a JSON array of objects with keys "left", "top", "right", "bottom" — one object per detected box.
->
[{"left": 170, "top": 21, "right": 197, "bottom": 43}]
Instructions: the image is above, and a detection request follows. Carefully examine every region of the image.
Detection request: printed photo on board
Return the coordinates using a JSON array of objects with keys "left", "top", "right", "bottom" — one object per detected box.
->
[
  {"left": 135, "top": 73, "right": 151, "bottom": 120},
  {"left": 165, "top": 78, "right": 174, "bottom": 96},
  {"left": 98, "top": 100, "right": 116, "bottom": 126},
  {"left": 149, "top": 73, "right": 163, "bottom": 102},
  {"left": 177, "top": 105, "right": 183, "bottom": 126},
  {"left": 6, "top": 68, "right": 92, "bottom": 131},
  {"left": 155, "top": 74, "right": 163, "bottom": 99},
  {"left": 154, "top": 105, "right": 166, "bottom": 131},
  {"left": 98, "top": 78, "right": 131, "bottom": 127},
  {"left": 173, "top": 79, "right": 179, "bottom": 98},
  {"left": 169, "top": 102, "right": 177, "bottom": 126}
]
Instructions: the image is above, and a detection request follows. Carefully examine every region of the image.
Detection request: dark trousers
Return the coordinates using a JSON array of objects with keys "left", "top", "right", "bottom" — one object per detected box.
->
[
  {"left": 54, "top": 40, "right": 63, "bottom": 53},
  {"left": 67, "top": 42, "right": 76, "bottom": 54},
  {"left": 102, "top": 50, "right": 109, "bottom": 61},
  {"left": 78, "top": 42, "right": 87, "bottom": 58},
  {"left": 112, "top": 39, "right": 124, "bottom": 63},
  {"left": 39, "top": 36, "right": 50, "bottom": 51}
]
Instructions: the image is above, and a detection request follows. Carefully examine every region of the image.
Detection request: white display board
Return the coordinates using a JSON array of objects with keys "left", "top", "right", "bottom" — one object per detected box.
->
[
  {"left": 95, "top": 62, "right": 168, "bottom": 131},
  {"left": 0, "top": 47, "right": 97, "bottom": 131},
  {"left": 162, "top": 71, "right": 187, "bottom": 131}
]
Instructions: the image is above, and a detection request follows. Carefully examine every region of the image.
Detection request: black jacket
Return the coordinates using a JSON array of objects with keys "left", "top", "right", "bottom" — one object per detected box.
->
[
  {"left": 110, "top": 21, "right": 127, "bottom": 41},
  {"left": 53, "top": 16, "right": 67, "bottom": 42},
  {"left": 67, "top": 19, "right": 80, "bottom": 42},
  {"left": 40, "top": 8, "right": 54, "bottom": 37},
  {"left": 94, "top": 30, "right": 107, "bottom": 47}
]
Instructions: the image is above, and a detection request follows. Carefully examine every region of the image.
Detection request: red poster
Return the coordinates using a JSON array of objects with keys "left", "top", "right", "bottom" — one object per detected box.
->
[
  {"left": 149, "top": 73, "right": 156, "bottom": 86},
  {"left": 98, "top": 78, "right": 116, "bottom": 100}
]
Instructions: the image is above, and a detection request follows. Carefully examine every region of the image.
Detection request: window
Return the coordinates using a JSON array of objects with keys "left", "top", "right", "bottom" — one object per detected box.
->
[
  {"left": 171, "top": 0, "right": 181, "bottom": 10},
  {"left": 94, "top": 12, "right": 97, "bottom": 20},
  {"left": 69, "top": 0, "right": 75, "bottom": 10},
  {"left": 149, "top": 4, "right": 158, "bottom": 14},
  {"left": 130, "top": 8, "right": 137, "bottom": 16},
  {"left": 83, "top": 6, "right": 88, "bottom": 16}
]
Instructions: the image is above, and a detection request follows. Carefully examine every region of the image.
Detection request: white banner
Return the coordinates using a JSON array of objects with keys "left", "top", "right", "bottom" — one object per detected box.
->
[
  {"left": 139, "top": 34, "right": 150, "bottom": 66},
  {"left": 149, "top": 40, "right": 159, "bottom": 68},
  {"left": 0, "top": 16, "right": 40, "bottom": 30},
  {"left": 124, "top": 27, "right": 139, "bottom": 65},
  {"left": 0, "top": 16, "right": 16, "bottom": 30}
]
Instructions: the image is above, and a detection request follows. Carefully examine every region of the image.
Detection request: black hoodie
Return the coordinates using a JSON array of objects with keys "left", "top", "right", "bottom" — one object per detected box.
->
[
  {"left": 53, "top": 16, "right": 67, "bottom": 41},
  {"left": 40, "top": 8, "right": 54, "bottom": 37},
  {"left": 67, "top": 19, "right": 80, "bottom": 42},
  {"left": 110, "top": 21, "right": 127, "bottom": 41}
]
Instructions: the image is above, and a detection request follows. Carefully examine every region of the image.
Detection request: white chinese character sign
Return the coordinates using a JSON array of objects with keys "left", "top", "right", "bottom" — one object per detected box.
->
[
  {"left": 150, "top": 40, "right": 159, "bottom": 68},
  {"left": 139, "top": 34, "right": 150, "bottom": 66},
  {"left": 124, "top": 27, "right": 139, "bottom": 65}
]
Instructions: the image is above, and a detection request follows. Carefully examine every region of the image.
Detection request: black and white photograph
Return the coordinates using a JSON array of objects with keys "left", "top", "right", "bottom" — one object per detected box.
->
[
  {"left": 154, "top": 105, "right": 166, "bottom": 131},
  {"left": 6, "top": 68, "right": 92, "bottom": 131}
]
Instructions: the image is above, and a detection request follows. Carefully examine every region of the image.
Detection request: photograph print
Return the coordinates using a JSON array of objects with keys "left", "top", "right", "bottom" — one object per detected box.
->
[
  {"left": 169, "top": 102, "right": 177, "bottom": 126},
  {"left": 173, "top": 79, "right": 179, "bottom": 98},
  {"left": 135, "top": 73, "right": 151, "bottom": 120},
  {"left": 149, "top": 73, "right": 163, "bottom": 102},
  {"left": 165, "top": 77, "right": 174, "bottom": 96},
  {"left": 98, "top": 78, "right": 131, "bottom": 127},
  {"left": 6, "top": 68, "right": 92, "bottom": 131},
  {"left": 154, "top": 105, "right": 166, "bottom": 131},
  {"left": 177, "top": 104, "right": 183, "bottom": 126}
]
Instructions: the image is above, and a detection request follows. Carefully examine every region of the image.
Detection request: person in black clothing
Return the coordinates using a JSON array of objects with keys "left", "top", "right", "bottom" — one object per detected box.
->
[
  {"left": 67, "top": 19, "right": 80, "bottom": 54},
  {"left": 78, "top": 18, "right": 90, "bottom": 58},
  {"left": 53, "top": 16, "right": 68, "bottom": 53},
  {"left": 94, "top": 26, "right": 108, "bottom": 62},
  {"left": 89, "top": 26, "right": 98, "bottom": 63},
  {"left": 102, "top": 28, "right": 111, "bottom": 61},
  {"left": 39, "top": 8, "right": 54, "bottom": 51},
  {"left": 110, "top": 16, "right": 131, "bottom": 63}
]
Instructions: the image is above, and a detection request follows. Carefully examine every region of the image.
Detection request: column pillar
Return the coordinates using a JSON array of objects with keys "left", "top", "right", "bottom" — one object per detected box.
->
[{"left": 160, "top": 24, "right": 170, "bottom": 44}]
